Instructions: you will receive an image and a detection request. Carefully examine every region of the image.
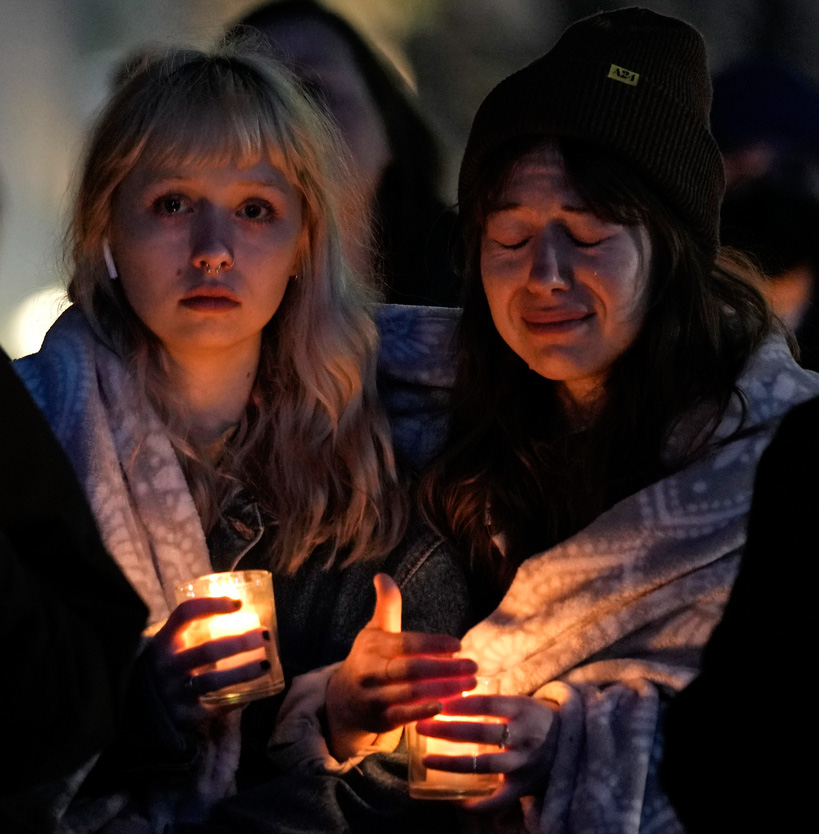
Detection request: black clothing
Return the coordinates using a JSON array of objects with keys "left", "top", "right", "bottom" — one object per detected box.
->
[
  {"left": 0, "top": 347, "right": 147, "bottom": 794},
  {"left": 660, "top": 396, "right": 819, "bottom": 833},
  {"left": 379, "top": 200, "right": 461, "bottom": 307}
]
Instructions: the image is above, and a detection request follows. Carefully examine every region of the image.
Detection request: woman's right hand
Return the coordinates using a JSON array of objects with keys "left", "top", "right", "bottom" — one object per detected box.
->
[
  {"left": 145, "top": 597, "right": 270, "bottom": 728},
  {"left": 325, "top": 574, "right": 478, "bottom": 761}
]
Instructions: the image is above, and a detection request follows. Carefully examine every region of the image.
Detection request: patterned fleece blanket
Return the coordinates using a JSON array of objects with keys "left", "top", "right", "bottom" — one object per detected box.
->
[
  {"left": 379, "top": 305, "right": 819, "bottom": 833},
  {"left": 17, "top": 304, "right": 819, "bottom": 833},
  {"left": 15, "top": 307, "right": 240, "bottom": 832}
]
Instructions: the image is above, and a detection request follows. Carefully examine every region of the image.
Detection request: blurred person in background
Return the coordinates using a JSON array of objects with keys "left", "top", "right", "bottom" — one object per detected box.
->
[
  {"left": 713, "top": 57, "right": 819, "bottom": 370},
  {"left": 660, "top": 393, "right": 818, "bottom": 833},
  {"left": 658, "top": 58, "right": 819, "bottom": 831},
  {"left": 232, "top": 0, "right": 461, "bottom": 307},
  {"left": 1, "top": 160, "right": 146, "bottom": 830}
]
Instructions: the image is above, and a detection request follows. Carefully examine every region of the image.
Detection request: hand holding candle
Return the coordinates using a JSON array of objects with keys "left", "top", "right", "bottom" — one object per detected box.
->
[
  {"left": 147, "top": 594, "right": 272, "bottom": 727},
  {"left": 413, "top": 693, "right": 560, "bottom": 809},
  {"left": 170, "top": 570, "right": 284, "bottom": 711},
  {"left": 325, "top": 573, "right": 479, "bottom": 760}
]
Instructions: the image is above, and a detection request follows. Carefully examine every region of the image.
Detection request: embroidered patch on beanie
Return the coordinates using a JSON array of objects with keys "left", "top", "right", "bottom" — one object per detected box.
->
[{"left": 608, "top": 64, "right": 639, "bottom": 86}]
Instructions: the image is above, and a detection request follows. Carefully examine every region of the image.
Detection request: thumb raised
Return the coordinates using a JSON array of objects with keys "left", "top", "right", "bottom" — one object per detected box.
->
[{"left": 370, "top": 573, "right": 402, "bottom": 634}]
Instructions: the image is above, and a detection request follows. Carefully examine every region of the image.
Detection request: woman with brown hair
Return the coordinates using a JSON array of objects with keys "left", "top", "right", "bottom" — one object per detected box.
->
[{"left": 317, "top": 9, "right": 819, "bottom": 832}]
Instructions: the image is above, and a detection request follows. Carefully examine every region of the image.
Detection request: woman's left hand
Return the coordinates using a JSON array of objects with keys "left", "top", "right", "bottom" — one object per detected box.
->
[
  {"left": 415, "top": 694, "right": 559, "bottom": 812},
  {"left": 325, "top": 574, "right": 477, "bottom": 761}
]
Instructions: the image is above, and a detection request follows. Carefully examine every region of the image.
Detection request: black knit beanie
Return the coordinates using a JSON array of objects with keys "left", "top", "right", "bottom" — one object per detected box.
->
[{"left": 458, "top": 7, "right": 724, "bottom": 257}]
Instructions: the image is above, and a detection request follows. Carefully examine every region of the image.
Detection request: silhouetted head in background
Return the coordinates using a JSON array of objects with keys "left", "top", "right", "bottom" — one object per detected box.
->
[
  {"left": 232, "top": 0, "right": 460, "bottom": 305},
  {"left": 712, "top": 57, "right": 819, "bottom": 368}
]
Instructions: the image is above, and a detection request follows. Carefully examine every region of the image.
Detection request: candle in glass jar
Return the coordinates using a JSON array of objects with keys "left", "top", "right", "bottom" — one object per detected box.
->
[
  {"left": 407, "top": 677, "right": 503, "bottom": 800},
  {"left": 174, "top": 570, "right": 285, "bottom": 706}
]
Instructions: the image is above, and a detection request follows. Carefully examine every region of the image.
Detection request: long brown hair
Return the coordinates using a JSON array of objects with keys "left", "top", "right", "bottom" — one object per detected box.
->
[{"left": 420, "top": 137, "right": 772, "bottom": 607}]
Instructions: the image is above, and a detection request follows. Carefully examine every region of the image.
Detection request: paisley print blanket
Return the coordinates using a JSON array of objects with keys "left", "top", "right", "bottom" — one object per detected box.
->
[
  {"left": 377, "top": 304, "right": 819, "bottom": 833},
  {"left": 15, "top": 307, "right": 240, "bottom": 831}
]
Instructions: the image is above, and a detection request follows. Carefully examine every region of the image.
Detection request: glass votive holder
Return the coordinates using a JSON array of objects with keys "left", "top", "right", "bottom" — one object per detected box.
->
[
  {"left": 407, "top": 676, "right": 503, "bottom": 800},
  {"left": 173, "top": 570, "right": 284, "bottom": 707}
]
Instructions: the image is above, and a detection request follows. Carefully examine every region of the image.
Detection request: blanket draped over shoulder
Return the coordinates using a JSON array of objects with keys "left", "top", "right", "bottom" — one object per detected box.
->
[
  {"left": 15, "top": 307, "right": 242, "bottom": 831},
  {"left": 15, "top": 307, "right": 216, "bottom": 623},
  {"left": 375, "top": 304, "right": 819, "bottom": 833}
]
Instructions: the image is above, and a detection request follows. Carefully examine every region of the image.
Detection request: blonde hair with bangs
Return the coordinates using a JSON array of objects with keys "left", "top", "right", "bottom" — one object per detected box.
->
[{"left": 67, "top": 44, "right": 406, "bottom": 572}]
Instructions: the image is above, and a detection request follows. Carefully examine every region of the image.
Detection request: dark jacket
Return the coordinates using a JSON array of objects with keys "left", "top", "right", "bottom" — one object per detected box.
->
[
  {"left": 0, "top": 347, "right": 146, "bottom": 804},
  {"left": 661, "top": 396, "right": 819, "bottom": 833}
]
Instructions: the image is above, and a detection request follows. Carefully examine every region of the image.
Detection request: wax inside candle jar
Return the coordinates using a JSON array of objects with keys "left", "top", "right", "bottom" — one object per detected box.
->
[
  {"left": 178, "top": 608, "right": 264, "bottom": 670},
  {"left": 407, "top": 677, "right": 503, "bottom": 799},
  {"left": 423, "top": 715, "right": 488, "bottom": 788},
  {"left": 208, "top": 610, "right": 265, "bottom": 670}
]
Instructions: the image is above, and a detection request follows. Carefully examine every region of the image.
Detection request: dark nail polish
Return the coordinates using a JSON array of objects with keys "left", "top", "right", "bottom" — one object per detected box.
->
[
  {"left": 231, "top": 599, "right": 241, "bottom": 610},
  {"left": 262, "top": 630, "right": 271, "bottom": 641},
  {"left": 260, "top": 660, "right": 271, "bottom": 671}
]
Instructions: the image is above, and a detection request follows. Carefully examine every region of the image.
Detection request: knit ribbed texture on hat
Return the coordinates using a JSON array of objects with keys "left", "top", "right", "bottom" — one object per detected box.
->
[{"left": 459, "top": 7, "right": 725, "bottom": 256}]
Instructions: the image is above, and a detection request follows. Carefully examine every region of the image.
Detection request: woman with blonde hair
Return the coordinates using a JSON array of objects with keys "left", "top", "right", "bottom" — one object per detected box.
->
[{"left": 14, "top": 44, "right": 472, "bottom": 830}]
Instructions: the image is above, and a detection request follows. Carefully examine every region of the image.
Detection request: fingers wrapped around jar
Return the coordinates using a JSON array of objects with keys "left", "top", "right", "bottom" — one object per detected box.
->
[
  {"left": 147, "top": 597, "right": 271, "bottom": 728},
  {"left": 415, "top": 694, "right": 560, "bottom": 811}
]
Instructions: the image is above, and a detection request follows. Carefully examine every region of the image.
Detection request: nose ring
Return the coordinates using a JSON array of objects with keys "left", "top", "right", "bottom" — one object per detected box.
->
[{"left": 203, "top": 263, "right": 223, "bottom": 275}]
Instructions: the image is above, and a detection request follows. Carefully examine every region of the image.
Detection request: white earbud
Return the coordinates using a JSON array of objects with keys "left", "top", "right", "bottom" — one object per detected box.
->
[{"left": 102, "top": 238, "right": 118, "bottom": 280}]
